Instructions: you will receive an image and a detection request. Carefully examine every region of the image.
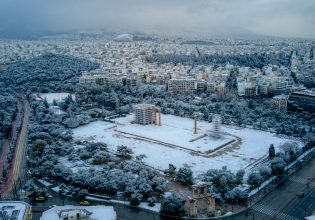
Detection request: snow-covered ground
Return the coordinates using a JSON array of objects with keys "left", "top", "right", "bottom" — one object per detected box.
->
[
  {"left": 58, "top": 157, "right": 104, "bottom": 173},
  {"left": 72, "top": 114, "right": 303, "bottom": 177},
  {"left": 116, "top": 115, "right": 234, "bottom": 153},
  {"left": 37, "top": 179, "right": 53, "bottom": 187},
  {"left": 86, "top": 196, "right": 161, "bottom": 212},
  {"left": 36, "top": 93, "right": 75, "bottom": 104}
]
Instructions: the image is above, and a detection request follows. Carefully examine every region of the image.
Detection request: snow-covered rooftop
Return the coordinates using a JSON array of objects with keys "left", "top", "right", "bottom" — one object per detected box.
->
[
  {"left": 40, "top": 205, "right": 116, "bottom": 220},
  {"left": 35, "top": 93, "right": 75, "bottom": 104},
  {"left": 0, "top": 201, "right": 29, "bottom": 220}
]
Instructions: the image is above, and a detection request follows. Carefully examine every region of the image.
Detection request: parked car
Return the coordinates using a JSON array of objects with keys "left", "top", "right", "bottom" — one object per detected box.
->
[
  {"left": 35, "top": 196, "right": 46, "bottom": 201},
  {"left": 80, "top": 201, "right": 90, "bottom": 206}
]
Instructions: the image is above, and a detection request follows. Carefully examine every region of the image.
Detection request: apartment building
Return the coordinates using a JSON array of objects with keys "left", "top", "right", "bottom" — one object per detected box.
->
[
  {"left": 287, "top": 90, "right": 315, "bottom": 114},
  {"left": 272, "top": 95, "right": 289, "bottom": 112},
  {"left": 167, "top": 78, "right": 197, "bottom": 93},
  {"left": 133, "top": 104, "right": 160, "bottom": 125}
]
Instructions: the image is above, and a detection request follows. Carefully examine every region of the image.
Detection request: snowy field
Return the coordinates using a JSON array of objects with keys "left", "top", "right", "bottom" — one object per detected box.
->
[
  {"left": 115, "top": 115, "right": 234, "bottom": 153},
  {"left": 72, "top": 114, "right": 303, "bottom": 177},
  {"left": 35, "top": 93, "right": 75, "bottom": 104}
]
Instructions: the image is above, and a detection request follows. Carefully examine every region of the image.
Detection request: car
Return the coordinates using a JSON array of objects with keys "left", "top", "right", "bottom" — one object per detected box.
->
[
  {"left": 35, "top": 196, "right": 46, "bottom": 201},
  {"left": 80, "top": 201, "right": 90, "bottom": 206},
  {"left": 298, "top": 192, "right": 305, "bottom": 198}
]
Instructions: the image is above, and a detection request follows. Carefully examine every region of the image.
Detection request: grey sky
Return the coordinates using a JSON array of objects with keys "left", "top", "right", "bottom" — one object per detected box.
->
[{"left": 0, "top": 0, "right": 314, "bottom": 38}]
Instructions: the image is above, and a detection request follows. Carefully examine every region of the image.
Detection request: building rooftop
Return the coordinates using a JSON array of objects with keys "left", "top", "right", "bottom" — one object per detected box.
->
[
  {"left": 0, "top": 201, "right": 29, "bottom": 220},
  {"left": 40, "top": 205, "right": 116, "bottom": 220},
  {"left": 291, "top": 90, "right": 315, "bottom": 97},
  {"left": 133, "top": 103, "right": 156, "bottom": 109},
  {"left": 169, "top": 78, "right": 196, "bottom": 81},
  {"left": 273, "top": 94, "right": 289, "bottom": 100}
]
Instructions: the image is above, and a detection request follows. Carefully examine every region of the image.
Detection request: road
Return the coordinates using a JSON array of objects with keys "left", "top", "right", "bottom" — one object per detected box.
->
[
  {"left": 0, "top": 97, "right": 29, "bottom": 199},
  {"left": 224, "top": 154, "right": 315, "bottom": 220},
  {"left": 29, "top": 188, "right": 174, "bottom": 220},
  {"left": 0, "top": 97, "right": 23, "bottom": 176}
]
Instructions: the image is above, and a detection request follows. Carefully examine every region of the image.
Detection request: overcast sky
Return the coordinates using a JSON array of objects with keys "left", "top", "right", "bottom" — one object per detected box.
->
[{"left": 0, "top": 0, "right": 314, "bottom": 39}]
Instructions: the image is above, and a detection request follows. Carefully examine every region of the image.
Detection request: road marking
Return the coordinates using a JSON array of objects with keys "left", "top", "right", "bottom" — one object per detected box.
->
[
  {"left": 252, "top": 204, "right": 300, "bottom": 220},
  {"left": 252, "top": 203, "right": 277, "bottom": 216},
  {"left": 274, "top": 212, "right": 300, "bottom": 220},
  {"left": 288, "top": 176, "right": 308, "bottom": 185}
]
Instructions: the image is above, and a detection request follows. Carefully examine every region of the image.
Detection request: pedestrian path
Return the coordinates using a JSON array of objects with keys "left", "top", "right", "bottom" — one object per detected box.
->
[{"left": 252, "top": 203, "right": 300, "bottom": 220}]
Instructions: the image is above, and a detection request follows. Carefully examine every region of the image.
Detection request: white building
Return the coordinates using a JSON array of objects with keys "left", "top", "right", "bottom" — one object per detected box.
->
[
  {"left": 272, "top": 95, "right": 289, "bottom": 111},
  {"left": 237, "top": 81, "right": 256, "bottom": 97},
  {"left": 79, "top": 74, "right": 96, "bottom": 84},
  {"left": 40, "top": 205, "right": 116, "bottom": 220},
  {"left": 0, "top": 201, "right": 32, "bottom": 220},
  {"left": 168, "top": 78, "right": 197, "bottom": 93}
]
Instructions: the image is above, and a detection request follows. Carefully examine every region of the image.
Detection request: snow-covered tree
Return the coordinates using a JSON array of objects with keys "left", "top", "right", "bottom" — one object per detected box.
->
[
  {"left": 203, "top": 166, "right": 237, "bottom": 194},
  {"left": 224, "top": 187, "right": 247, "bottom": 203},
  {"left": 163, "top": 164, "right": 177, "bottom": 175},
  {"left": 148, "top": 197, "right": 156, "bottom": 207},
  {"left": 175, "top": 167, "right": 193, "bottom": 185},
  {"left": 160, "top": 194, "right": 185, "bottom": 216},
  {"left": 116, "top": 145, "right": 133, "bottom": 159},
  {"left": 269, "top": 144, "right": 275, "bottom": 159},
  {"left": 130, "top": 192, "right": 143, "bottom": 206},
  {"left": 236, "top": 169, "right": 245, "bottom": 185},
  {"left": 257, "top": 164, "right": 272, "bottom": 180},
  {"left": 270, "top": 157, "right": 287, "bottom": 176},
  {"left": 247, "top": 171, "right": 262, "bottom": 189}
]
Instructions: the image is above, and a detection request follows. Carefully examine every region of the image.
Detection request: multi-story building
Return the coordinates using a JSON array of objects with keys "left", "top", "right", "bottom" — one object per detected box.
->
[
  {"left": 272, "top": 95, "right": 289, "bottom": 112},
  {"left": 238, "top": 81, "right": 256, "bottom": 97},
  {"left": 197, "top": 81, "right": 207, "bottom": 92},
  {"left": 40, "top": 205, "right": 116, "bottom": 220},
  {"left": 273, "top": 77, "right": 293, "bottom": 95},
  {"left": 167, "top": 78, "right": 197, "bottom": 93},
  {"left": 0, "top": 201, "right": 32, "bottom": 220},
  {"left": 79, "top": 74, "right": 96, "bottom": 84},
  {"left": 287, "top": 90, "right": 315, "bottom": 114},
  {"left": 245, "top": 86, "right": 256, "bottom": 97},
  {"left": 122, "top": 77, "right": 139, "bottom": 87},
  {"left": 207, "top": 82, "right": 216, "bottom": 93},
  {"left": 133, "top": 104, "right": 160, "bottom": 125},
  {"left": 79, "top": 73, "right": 121, "bottom": 87}
]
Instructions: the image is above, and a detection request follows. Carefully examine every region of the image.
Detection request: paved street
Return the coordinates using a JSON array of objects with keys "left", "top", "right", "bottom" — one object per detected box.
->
[
  {"left": 226, "top": 154, "right": 315, "bottom": 220},
  {"left": 0, "top": 98, "right": 29, "bottom": 198}
]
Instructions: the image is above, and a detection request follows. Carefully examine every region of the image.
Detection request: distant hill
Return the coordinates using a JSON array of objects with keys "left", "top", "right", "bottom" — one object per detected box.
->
[
  {"left": 0, "top": 53, "right": 99, "bottom": 92},
  {"left": 146, "top": 53, "right": 290, "bottom": 69}
]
